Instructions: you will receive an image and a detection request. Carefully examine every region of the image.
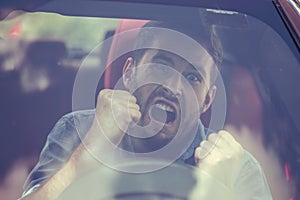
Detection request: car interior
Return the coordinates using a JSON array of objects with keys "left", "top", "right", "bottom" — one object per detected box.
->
[{"left": 0, "top": 0, "right": 299, "bottom": 199}]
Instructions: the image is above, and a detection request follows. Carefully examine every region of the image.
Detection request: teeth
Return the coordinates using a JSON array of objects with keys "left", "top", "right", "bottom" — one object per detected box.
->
[{"left": 155, "top": 103, "right": 175, "bottom": 112}]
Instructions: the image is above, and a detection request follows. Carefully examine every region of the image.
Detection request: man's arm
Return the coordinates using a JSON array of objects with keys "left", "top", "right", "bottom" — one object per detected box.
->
[
  {"left": 20, "top": 89, "right": 141, "bottom": 200},
  {"left": 20, "top": 139, "right": 102, "bottom": 200}
]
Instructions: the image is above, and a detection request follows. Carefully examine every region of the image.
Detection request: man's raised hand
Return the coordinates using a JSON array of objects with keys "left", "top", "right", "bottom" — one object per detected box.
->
[{"left": 93, "top": 89, "right": 141, "bottom": 145}]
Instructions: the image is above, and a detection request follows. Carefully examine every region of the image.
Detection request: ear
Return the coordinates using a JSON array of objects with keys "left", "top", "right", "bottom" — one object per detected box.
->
[
  {"left": 201, "top": 85, "right": 217, "bottom": 113},
  {"left": 122, "top": 57, "right": 136, "bottom": 90}
]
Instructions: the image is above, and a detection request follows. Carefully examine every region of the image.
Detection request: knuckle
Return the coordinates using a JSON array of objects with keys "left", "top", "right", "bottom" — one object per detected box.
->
[
  {"left": 98, "top": 89, "right": 111, "bottom": 99},
  {"left": 131, "top": 95, "right": 137, "bottom": 102},
  {"left": 200, "top": 140, "right": 209, "bottom": 149},
  {"left": 194, "top": 147, "right": 200, "bottom": 157},
  {"left": 200, "top": 140, "right": 207, "bottom": 147},
  {"left": 135, "top": 110, "right": 142, "bottom": 118},
  {"left": 197, "top": 148, "right": 209, "bottom": 160},
  {"left": 99, "top": 89, "right": 109, "bottom": 95},
  {"left": 207, "top": 133, "right": 218, "bottom": 141},
  {"left": 218, "top": 130, "right": 231, "bottom": 138},
  {"left": 134, "top": 103, "right": 140, "bottom": 110},
  {"left": 217, "top": 130, "right": 229, "bottom": 142}
]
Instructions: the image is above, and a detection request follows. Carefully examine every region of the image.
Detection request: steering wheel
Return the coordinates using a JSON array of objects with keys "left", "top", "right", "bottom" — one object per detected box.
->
[{"left": 57, "top": 160, "right": 197, "bottom": 200}]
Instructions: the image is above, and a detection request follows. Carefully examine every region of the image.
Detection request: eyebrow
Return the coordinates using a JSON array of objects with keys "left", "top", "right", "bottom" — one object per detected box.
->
[
  {"left": 153, "top": 51, "right": 208, "bottom": 81},
  {"left": 152, "top": 52, "right": 175, "bottom": 66}
]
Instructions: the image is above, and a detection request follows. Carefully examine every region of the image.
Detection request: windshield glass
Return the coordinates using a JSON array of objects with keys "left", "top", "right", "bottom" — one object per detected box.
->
[{"left": 0, "top": 2, "right": 299, "bottom": 200}]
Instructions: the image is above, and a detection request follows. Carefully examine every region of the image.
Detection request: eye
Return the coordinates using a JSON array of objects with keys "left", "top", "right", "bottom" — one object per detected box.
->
[{"left": 186, "top": 73, "right": 201, "bottom": 82}]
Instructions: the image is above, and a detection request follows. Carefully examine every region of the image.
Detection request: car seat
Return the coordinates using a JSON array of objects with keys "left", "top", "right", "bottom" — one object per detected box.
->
[{"left": 103, "top": 19, "right": 148, "bottom": 89}]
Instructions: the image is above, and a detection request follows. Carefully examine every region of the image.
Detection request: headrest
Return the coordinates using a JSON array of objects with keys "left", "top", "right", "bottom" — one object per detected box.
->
[
  {"left": 104, "top": 19, "right": 148, "bottom": 89},
  {"left": 226, "top": 66, "right": 262, "bottom": 127}
]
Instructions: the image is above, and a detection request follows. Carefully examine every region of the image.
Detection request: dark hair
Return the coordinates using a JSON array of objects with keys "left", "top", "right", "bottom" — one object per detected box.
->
[{"left": 132, "top": 20, "right": 223, "bottom": 85}]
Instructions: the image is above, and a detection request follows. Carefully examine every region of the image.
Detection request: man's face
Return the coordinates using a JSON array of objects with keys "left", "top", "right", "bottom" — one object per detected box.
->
[{"left": 123, "top": 40, "right": 216, "bottom": 152}]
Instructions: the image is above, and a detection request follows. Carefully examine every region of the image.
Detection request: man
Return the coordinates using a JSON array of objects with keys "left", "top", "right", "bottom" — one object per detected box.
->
[{"left": 20, "top": 21, "right": 272, "bottom": 199}]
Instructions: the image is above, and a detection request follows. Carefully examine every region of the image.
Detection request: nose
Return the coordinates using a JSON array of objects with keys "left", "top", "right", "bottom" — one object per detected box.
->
[{"left": 163, "top": 72, "right": 184, "bottom": 98}]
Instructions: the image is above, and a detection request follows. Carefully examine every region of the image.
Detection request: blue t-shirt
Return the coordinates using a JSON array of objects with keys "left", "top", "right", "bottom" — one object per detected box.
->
[
  {"left": 23, "top": 109, "right": 207, "bottom": 194},
  {"left": 21, "top": 110, "right": 273, "bottom": 200}
]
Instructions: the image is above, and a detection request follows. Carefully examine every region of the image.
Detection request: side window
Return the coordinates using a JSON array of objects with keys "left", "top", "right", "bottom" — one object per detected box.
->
[{"left": 0, "top": 12, "right": 118, "bottom": 199}]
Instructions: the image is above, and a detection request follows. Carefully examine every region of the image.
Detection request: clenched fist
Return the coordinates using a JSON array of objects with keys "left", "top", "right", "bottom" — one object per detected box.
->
[
  {"left": 93, "top": 89, "right": 141, "bottom": 145},
  {"left": 195, "top": 130, "right": 244, "bottom": 187},
  {"left": 190, "top": 130, "right": 272, "bottom": 200}
]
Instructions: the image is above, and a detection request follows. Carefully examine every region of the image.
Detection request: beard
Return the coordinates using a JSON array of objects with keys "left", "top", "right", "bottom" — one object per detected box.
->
[{"left": 127, "top": 84, "right": 200, "bottom": 153}]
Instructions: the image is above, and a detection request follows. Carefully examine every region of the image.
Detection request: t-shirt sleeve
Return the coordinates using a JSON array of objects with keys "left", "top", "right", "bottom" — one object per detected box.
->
[
  {"left": 21, "top": 110, "right": 94, "bottom": 197},
  {"left": 233, "top": 151, "right": 273, "bottom": 200}
]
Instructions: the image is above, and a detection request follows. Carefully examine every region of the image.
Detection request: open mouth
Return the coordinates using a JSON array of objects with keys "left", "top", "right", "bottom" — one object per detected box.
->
[{"left": 150, "top": 101, "right": 177, "bottom": 125}]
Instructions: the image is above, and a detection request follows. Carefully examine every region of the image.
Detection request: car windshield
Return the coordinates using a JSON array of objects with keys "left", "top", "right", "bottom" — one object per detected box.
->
[{"left": 0, "top": 1, "right": 299, "bottom": 200}]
